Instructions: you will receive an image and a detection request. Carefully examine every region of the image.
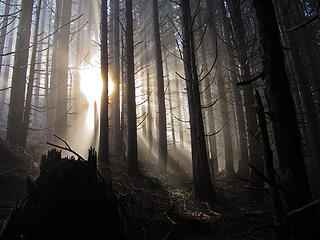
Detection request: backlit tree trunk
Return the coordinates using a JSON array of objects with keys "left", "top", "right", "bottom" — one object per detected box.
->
[
  {"left": 55, "top": 0, "right": 72, "bottom": 139},
  {"left": 152, "top": 0, "right": 167, "bottom": 172},
  {"left": 180, "top": 0, "right": 215, "bottom": 201},
  {"left": 6, "top": 0, "right": 34, "bottom": 145},
  {"left": 21, "top": 0, "right": 42, "bottom": 146},
  {"left": 0, "top": 0, "right": 11, "bottom": 82},
  {"left": 98, "top": 0, "right": 109, "bottom": 164},
  {"left": 125, "top": 0, "right": 139, "bottom": 175}
]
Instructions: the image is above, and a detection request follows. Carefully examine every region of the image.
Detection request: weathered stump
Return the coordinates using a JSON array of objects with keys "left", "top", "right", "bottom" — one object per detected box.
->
[{"left": 0, "top": 149, "right": 130, "bottom": 240}]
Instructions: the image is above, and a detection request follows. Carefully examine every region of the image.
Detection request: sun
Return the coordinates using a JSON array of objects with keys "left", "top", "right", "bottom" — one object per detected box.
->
[
  {"left": 79, "top": 65, "right": 115, "bottom": 131},
  {"left": 80, "top": 66, "right": 114, "bottom": 107}
]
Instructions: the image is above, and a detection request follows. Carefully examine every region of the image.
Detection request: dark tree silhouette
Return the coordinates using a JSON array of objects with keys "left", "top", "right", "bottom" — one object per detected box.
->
[
  {"left": 152, "top": 0, "right": 167, "bottom": 173},
  {"left": 180, "top": 0, "right": 215, "bottom": 201},
  {"left": 99, "top": 0, "right": 109, "bottom": 165},
  {"left": 253, "top": 0, "right": 318, "bottom": 238},
  {"left": 125, "top": 0, "right": 139, "bottom": 176}
]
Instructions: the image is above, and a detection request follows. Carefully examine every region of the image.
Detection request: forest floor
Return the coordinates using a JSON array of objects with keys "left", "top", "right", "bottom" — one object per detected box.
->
[
  {"left": 103, "top": 158, "right": 278, "bottom": 240},
  {"left": 0, "top": 141, "right": 278, "bottom": 239}
]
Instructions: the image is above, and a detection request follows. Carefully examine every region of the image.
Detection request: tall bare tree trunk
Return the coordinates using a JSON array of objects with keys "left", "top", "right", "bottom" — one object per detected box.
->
[
  {"left": 0, "top": 0, "right": 16, "bottom": 120},
  {"left": 197, "top": 6, "right": 218, "bottom": 176},
  {"left": 125, "top": 0, "right": 138, "bottom": 175},
  {"left": 216, "top": 61, "right": 234, "bottom": 177},
  {"left": 253, "top": 0, "right": 318, "bottom": 238},
  {"left": 227, "top": 0, "right": 263, "bottom": 184},
  {"left": 152, "top": 0, "right": 167, "bottom": 172},
  {"left": 180, "top": 0, "right": 215, "bottom": 201},
  {"left": 145, "top": 32, "right": 153, "bottom": 152},
  {"left": 255, "top": 90, "right": 285, "bottom": 234},
  {"left": 98, "top": 0, "right": 109, "bottom": 164},
  {"left": 6, "top": 0, "right": 34, "bottom": 145},
  {"left": 44, "top": 8, "right": 52, "bottom": 142},
  {"left": 112, "top": 0, "right": 121, "bottom": 154},
  {"left": 47, "top": 0, "right": 62, "bottom": 141},
  {"left": 21, "top": 0, "right": 42, "bottom": 146},
  {"left": 55, "top": 0, "right": 72, "bottom": 139},
  {"left": 74, "top": 0, "right": 84, "bottom": 117},
  {"left": 174, "top": 57, "right": 184, "bottom": 147},
  {"left": 274, "top": 0, "right": 320, "bottom": 196},
  {"left": 0, "top": 0, "right": 11, "bottom": 81},
  {"left": 165, "top": 59, "right": 176, "bottom": 150},
  {"left": 32, "top": 2, "right": 47, "bottom": 127}
]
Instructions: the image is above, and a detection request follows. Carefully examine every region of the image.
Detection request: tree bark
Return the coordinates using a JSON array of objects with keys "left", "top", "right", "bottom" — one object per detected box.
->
[
  {"left": 47, "top": 0, "right": 62, "bottom": 142},
  {"left": 6, "top": 0, "right": 34, "bottom": 145},
  {"left": 21, "top": 0, "right": 42, "bottom": 146},
  {"left": 274, "top": 0, "right": 320, "bottom": 195},
  {"left": 125, "top": 0, "right": 139, "bottom": 176},
  {"left": 255, "top": 90, "right": 285, "bottom": 235},
  {"left": 0, "top": 0, "right": 11, "bottom": 83},
  {"left": 253, "top": 0, "right": 318, "bottom": 238},
  {"left": 174, "top": 57, "right": 184, "bottom": 147},
  {"left": 44, "top": 7, "right": 52, "bottom": 142},
  {"left": 55, "top": 0, "right": 72, "bottom": 139},
  {"left": 180, "top": 0, "right": 215, "bottom": 201},
  {"left": 32, "top": 2, "right": 47, "bottom": 127},
  {"left": 197, "top": 12, "right": 218, "bottom": 176},
  {"left": 112, "top": 0, "right": 121, "bottom": 155},
  {"left": 98, "top": 0, "right": 109, "bottom": 165},
  {"left": 216, "top": 63, "right": 234, "bottom": 177},
  {"left": 165, "top": 59, "right": 176, "bottom": 150},
  {"left": 227, "top": 0, "right": 263, "bottom": 184},
  {"left": 0, "top": 0, "right": 16, "bottom": 120},
  {"left": 152, "top": 0, "right": 167, "bottom": 172}
]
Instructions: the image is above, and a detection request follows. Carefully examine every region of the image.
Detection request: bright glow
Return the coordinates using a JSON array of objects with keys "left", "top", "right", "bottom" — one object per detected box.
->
[
  {"left": 80, "top": 67, "right": 103, "bottom": 105},
  {"left": 80, "top": 64, "right": 114, "bottom": 130},
  {"left": 80, "top": 67, "right": 115, "bottom": 105}
]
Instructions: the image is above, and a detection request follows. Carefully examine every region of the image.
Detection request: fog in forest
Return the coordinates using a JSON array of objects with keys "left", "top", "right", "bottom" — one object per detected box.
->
[{"left": 0, "top": 0, "right": 320, "bottom": 239}]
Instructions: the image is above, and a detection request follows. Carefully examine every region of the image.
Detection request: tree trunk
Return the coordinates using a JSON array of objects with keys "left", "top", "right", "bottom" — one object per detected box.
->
[
  {"left": 216, "top": 63, "right": 234, "bottom": 177},
  {"left": 47, "top": 0, "right": 62, "bottom": 142},
  {"left": 165, "top": 59, "right": 176, "bottom": 150},
  {"left": 152, "top": 0, "right": 167, "bottom": 172},
  {"left": 197, "top": 12, "right": 218, "bottom": 176},
  {"left": 252, "top": 0, "right": 318, "bottom": 238},
  {"left": 6, "top": 0, "right": 34, "bottom": 145},
  {"left": 174, "top": 57, "right": 184, "bottom": 147},
  {"left": 98, "top": 0, "right": 109, "bottom": 165},
  {"left": 21, "top": 0, "right": 42, "bottom": 146},
  {"left": 230, "top": 66, "right": 248, "bottom": 179},
  {"left": 227, "top": 0, "right": 263, "bottom": 185},
  {"left": 120, "top": 29, "right": 126, "bottom": 158},
  {"left": 274, "top": 0, "right": 320, "bottom": 195},
  {"left": 55, "top": 0, "right": 72, "bottom": 139},
  {"left": 0, "top": 0, "right": 16, "bottom": 120},
  {"left": 74, "top": 0, "right": 84, "bottom": 117},
  {"left": 255, "top": 90, "right": 286, "bottom": 236},
  {"left": 180, "top": 0, "right": 215, "bottom": 201},
  {"left": 125, "top": 0, "right": 139, "bottom": 176},
  {"left": 112, "top": 0, "right": 121, "bottom": 155},
  {"left": 32, "top": 3, "right": 47, "bottom": 127},
  {"left": 44, "top": 7, "right": 52, "bottom": 142},
  {"left": 0, "top": 0, "right": 11, "bottom": 83}
]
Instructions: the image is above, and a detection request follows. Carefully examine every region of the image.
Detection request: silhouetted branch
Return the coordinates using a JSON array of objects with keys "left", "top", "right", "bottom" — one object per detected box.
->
[
  {"left": 237, "top": 72, "right": 265, "bottom": 86},
  {"left": 47, "top": 135, "right": 84, "bottom": 160}
]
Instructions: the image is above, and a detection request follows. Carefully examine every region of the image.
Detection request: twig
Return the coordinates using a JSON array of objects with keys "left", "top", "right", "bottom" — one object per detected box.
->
[
  {"left": 47, "top": 135, "right": 84, "bottom": 160},
  {"left": 287, "top": 199, "right": 320, "bottom": 217}
]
